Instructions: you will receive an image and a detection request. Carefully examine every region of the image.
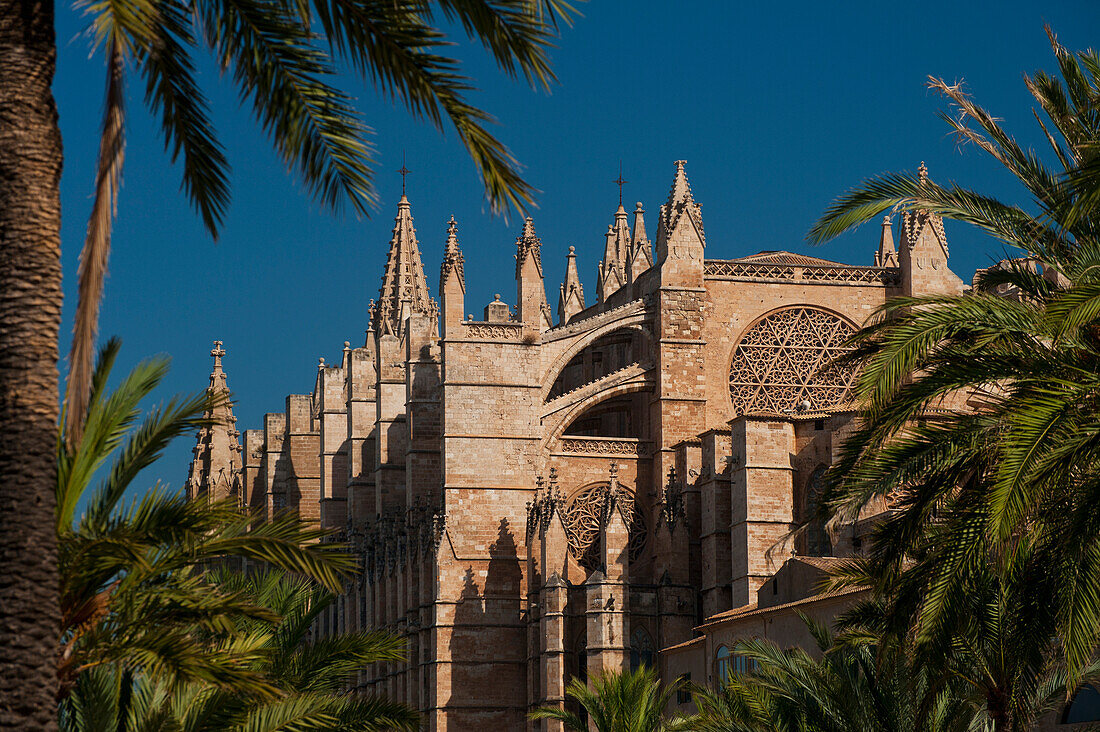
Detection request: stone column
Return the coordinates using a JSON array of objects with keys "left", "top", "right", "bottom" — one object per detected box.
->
[
  {"left": 585, "top": 475, "right": 630, "bottom": 681},
  {"left": 537, "top": 478, "right": 569, "bottom": 732},
  {"left": 729, "top": 416, "right": 795, "bottom": 606}
]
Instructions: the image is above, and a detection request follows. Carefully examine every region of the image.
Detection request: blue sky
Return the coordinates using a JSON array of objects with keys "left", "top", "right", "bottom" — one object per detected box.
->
[{"left": 53, "top": 1, "right": 1099, "bottom": 494}]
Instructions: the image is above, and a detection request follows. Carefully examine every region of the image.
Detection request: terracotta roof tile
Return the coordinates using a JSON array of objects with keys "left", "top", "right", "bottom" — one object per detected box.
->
[
  {"left": 732, "top": 251, "right": 853, "bottom": 267},
  {"left": 695, "top": 586, "right": 867, "bottom": 630}
]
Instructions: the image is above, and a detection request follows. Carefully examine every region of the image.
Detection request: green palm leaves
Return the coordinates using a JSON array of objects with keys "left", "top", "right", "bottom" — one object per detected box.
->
[
  {"left": 530, "top": 666, "right": 689, "bottom": 732},
  {"left": 78, "top": 0, "right": 577, "bottom": 231},
  {"left": 57, "top": 338, "right": 358, "bottom": 695},
  {"left": 685, "top": 620, "right": 981, "bottom": 732},
  {"left": 64, "top": 0, "right": 580, "bottom": 445},
  {"left": 809, "top": 29, "right": 1100, "bottom": 691},
  {"left": 60, "top": 571, "right": 418, "bottom": 731}
]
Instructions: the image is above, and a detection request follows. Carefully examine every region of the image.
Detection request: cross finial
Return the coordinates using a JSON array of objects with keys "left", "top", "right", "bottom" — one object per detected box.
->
[
  {"left": 614, "top": 160, "right": 627, "bottom": 206},
  {"left": 210, "top": 340, "right": 225, "bottom": 369},
  {"left": 399, "top": 151, "right": 411, "bottom": 196}
]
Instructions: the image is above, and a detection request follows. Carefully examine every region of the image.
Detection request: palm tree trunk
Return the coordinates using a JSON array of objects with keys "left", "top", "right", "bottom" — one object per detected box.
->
[{"left": 0, "top": 0, "right": 63, "bottom": 727}]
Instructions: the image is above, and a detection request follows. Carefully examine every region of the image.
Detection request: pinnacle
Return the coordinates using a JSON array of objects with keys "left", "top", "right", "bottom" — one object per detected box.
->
[
  {"left": 441, "top": 216, "right": 465, "bottom": 291},
  {"left": 515, "top": 215, "right": 543, "bottom": 278},
  {"left": 209, "top": 339, "right": 229, "bottom": 391},
  {"left": 377, "top": 195, "right": 431, "bottom": 336},
  {"left": 521, "top": 216, "right": 537, "bottom": 241},
  {"left": 661, "top": 159, "right": 704, "bottom": 246},
  {"left": 187, "top": 339, "right": 242, "bottom": 501},
  {"left": 445, "top": 216, "right": 459, "bottom": 250},
  {"left": 667, "top": 159, "right": 693, "bottom": 210}
]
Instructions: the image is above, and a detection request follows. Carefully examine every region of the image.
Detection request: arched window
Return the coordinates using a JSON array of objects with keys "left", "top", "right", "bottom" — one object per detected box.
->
[
  {"left": 630, "top": 627, "right": 654, "bottom": 671},
  {"left": 806, "top": 466, "right": 832, "bottom": 557},
  {"left": 1062, "top": 685, "right": 1100, "bottom": 724},
  {"left": 574, "top": 636, "right": 588, "bottom": 685},
  {"left": 715, "top": 645, "right": 731, "bottom": 685}
]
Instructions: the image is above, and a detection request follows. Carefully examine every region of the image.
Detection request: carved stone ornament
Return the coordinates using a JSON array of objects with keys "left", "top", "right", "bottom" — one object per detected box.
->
[
  {"left": 729, "top": 307, "right": 859, "bottom": 415},
  {"left": 562, "top": 481, "right": 647, "bottom": 572}
]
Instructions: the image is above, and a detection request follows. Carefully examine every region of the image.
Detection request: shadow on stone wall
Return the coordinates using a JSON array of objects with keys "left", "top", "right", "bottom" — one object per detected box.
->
[{"left": 447, "top": 518, "right": 524, "bottom": 728}]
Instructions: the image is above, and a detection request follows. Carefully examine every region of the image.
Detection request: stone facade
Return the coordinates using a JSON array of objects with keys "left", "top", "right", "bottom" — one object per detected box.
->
[{"left": 187, "top": 161, "right": 968, "bottom": 731}]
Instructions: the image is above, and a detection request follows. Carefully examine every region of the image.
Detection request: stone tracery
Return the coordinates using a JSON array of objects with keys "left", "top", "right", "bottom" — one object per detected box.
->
[
  {"left": 728, "top": 307, "right": 858, "bottom": 415},
  {"left": 562, "top": 482, "right": 647, "bottom": 571}
]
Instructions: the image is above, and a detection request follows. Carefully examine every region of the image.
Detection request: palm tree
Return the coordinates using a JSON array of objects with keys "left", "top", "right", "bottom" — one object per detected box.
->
[
  {"left": 682, "top": 608, "right": 1098, "bottom": 732},
  {"left": 57, "top": 338, "right": 358, "bottom": 694},
  {"left": 0, "top": 2, "right": 64, "bottom": 725},
  {"left": 59, "top": 569, "right": 419, "bottom": 731},
  {"left": 530, "top": 666, "right": 689, "bottom": 732},
  {"left": 64, "top": 0, "right": 582, "bottom": 443},
  {"left": 808, "top": 29, "right": 1100, "bottom": 685},
  {"left": 684, "top": 620, "right": 977, "bottom": 732},
  {"left": 0, "top": 2, "right": 577, "bottom": 720}
]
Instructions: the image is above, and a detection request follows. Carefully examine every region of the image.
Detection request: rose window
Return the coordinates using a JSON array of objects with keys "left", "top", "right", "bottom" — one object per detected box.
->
[
  {"left": 563, "top": 484, "right": 647, "bottom": 571},
  {"left": 729, "top": 307, "right": 858, "bottom": 415}
]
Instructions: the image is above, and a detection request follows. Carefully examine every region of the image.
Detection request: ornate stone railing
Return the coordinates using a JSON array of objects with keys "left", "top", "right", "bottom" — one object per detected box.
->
[
  {"left": 556, "top": 436, "right": 652, "bottom": 457},
  {"left": 704, "top": 260, "right": 900, "bottom": 286},
  {"left": 462, "top": 321, "right": 524, "bottom": 340}
]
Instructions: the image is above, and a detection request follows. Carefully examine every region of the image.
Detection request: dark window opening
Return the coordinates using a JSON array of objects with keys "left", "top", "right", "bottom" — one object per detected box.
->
[
  {"left": 562, "top": 393, "right": 647, "bottom": 439},
  {"left": 630, "top": 628, "right": 655, "bottom": 672},
  {"left": 677, "top": 674, "right": 692, "bottom": 705},
  {"left": 548, "top": 329, "right": 645, "bottom": 400},
  {"left": 1062, "top": 685, "right": 1100, "bottom": 724}
]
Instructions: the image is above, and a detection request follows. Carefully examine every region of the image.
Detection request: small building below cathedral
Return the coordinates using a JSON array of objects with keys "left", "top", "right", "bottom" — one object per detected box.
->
[{"left": 187, "top": 160, "right": 970, "bottom": 731}]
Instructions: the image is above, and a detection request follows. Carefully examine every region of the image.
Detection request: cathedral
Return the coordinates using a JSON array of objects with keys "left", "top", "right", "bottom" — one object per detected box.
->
[{"left": 186, "top": 160, "right": 967, "bottom": 730}]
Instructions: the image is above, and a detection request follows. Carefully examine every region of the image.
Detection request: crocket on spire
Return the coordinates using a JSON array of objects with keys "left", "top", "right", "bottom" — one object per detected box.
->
[
  {"left": 185, "top": 340, "right": 242, "bottom": 502},
  {"left": 376, "top": 193, "right": 432, "bottom": 337}
]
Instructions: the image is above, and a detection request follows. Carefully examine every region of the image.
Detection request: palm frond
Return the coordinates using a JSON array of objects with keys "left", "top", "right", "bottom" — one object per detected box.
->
[{"left": 66, "top": 35, "right": 125, "bottom": 448}]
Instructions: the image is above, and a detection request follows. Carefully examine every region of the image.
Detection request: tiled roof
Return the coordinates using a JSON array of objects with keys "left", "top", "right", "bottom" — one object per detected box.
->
[
  {"left": 695, "top": 586, "right": 867, "bottom": 629},
  {"left": 792, "top": 556, "right": 849, "bottom": 571},
  {"left": 661, "top": 635, "right": 705, "bottom": 653},
  {"left": 732, "top": 251, "right": 853, "bottom": 267}
]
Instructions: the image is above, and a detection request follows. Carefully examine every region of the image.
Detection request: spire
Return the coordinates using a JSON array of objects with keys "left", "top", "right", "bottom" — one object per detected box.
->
[
  {"left": 614, "top": 203, "right": 630, "bottom": 265},
  {"left": 185, "top": 341, "right": 242, "bottom": 502},
  {"left": 631, "top": 202, "right": 648, "bottom": 251},
  {"left": 515, "top": 216, "right": 543, "bottom": 278},
  {"left": 628, "top": 201, "right": 652, "bottom": 281},
  {"left": 598, "top": 223, "right": 625, "bottom": 303},
  {"left": 898, "top": 161, "right": 963, "bottom": 296},
  {"left": 875, "top": 214, "right": 898, "bottom": 267},
  {"left": 516, "top": 216, "right": 550, "bottom": 331},
  {"left": 667, "top": 159, "right": 693, "bottom": 209},
  {"left": 598, "top": 201, "right": 631, "bottom": 303},
  {"left": 658, "top": 160, "right": 705, "bottom": 250},
  {"left": 376, "top": 194, "right": 432, "bottom": 337},
  {"left": 559, "top": 245, "right": 586, "bottom": 325},
  {"left": 440, "top": 216, "right": 465, "bottom": 293},
  {"left": 901, "top": 161, "right": 948, "bottom": 256},
  {"left": 440, "top": 217, "right": 466, "bottom": 339}
]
